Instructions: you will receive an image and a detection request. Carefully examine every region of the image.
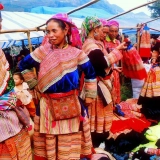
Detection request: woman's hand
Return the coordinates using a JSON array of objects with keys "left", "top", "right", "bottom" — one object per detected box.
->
[
  {"left": 85, "top": 97, "right": 93, "bottom": 106},
  {"left": 116, "top": 42, "right": 127, "bottom": 50},
  {"left": 114, "top": 67, "right": 122, "bottom": 72}
]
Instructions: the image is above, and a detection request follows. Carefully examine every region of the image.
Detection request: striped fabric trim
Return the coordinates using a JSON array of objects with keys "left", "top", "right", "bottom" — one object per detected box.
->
[
  {"left": 38, "top": 67, "right": 77, "bottom": 93},
  {"left": 82, "top": 39, "right": 101, "bottom": 55},
  {"left": 140, "top": 66, "right": 160, "bottom": 97},
  {"left": 0, "top": 110, "right": 23, "bottom": 142},
  {"left": 105, "top": 48, "right": 122, "bottom": 66},
  {"left": 37, "top": 45, "right": 83, "bottom": 92},
  {"left": 0, "top": 49, "right": 10, "bottom": 95}
]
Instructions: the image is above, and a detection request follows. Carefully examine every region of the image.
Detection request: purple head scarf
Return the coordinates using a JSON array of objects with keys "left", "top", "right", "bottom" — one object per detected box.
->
[{"left": 107, "top": 20, "right": 119, "bottom": 28}]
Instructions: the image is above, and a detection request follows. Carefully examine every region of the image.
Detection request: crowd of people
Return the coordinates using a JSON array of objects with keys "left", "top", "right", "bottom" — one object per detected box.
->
[{"left": 1, "top": 3, "right": 160, "bottom": 160}]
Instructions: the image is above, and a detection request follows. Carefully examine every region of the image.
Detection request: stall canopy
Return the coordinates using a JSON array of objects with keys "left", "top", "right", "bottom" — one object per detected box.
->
[
  {"left": 31, "top": 6, "right": 160, "bottom": 35},
  {"left": 0, "top": 11, "right": 83, "bottom": 48},
  {"left": 1, "top": 8, "right": 160, "bottom": 49}
]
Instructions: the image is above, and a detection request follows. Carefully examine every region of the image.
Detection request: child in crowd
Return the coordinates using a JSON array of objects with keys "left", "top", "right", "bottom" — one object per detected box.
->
[{"left": 13, "top": 72, "right": 36, "bottom": 119}]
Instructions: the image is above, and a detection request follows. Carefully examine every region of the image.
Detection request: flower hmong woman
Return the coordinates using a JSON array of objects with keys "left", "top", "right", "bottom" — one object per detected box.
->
[
  {"left": 0, "top": 4, "right": 32, "bottom": 159},
  {"left": 81, "top": 16, "right": 125, "bottom": 147},
  {"left": 19, "top": 13, "right": 97, "bottom": 160},
  {"left": 138, "top": 47, "right": 160, "bottom": 121}
]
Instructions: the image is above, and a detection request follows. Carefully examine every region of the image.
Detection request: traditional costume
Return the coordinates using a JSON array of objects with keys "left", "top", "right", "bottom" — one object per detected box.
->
[
  {"left": 138, "top": 62, "right": 160, "bottom": 121},
  {"left": 19, "top": 13, "right": 97, "bottom": 160},
  {"left": 122, "top": 38, "right": 147, "bottom": 80},
  {"left": 0, "top": 49, "right": 32, "bottom": 160},
  {"left": 81, "top": 17, "right": 123, "bottom": 144},
  {"left": 105, "top": 20, "right": 121, "bottom": 104},
  {"left": 139, "top": 24, "right": 151, "bottom": 58},
  {"left": 0, "top": 5, "right": 32, "bottom": 159}
]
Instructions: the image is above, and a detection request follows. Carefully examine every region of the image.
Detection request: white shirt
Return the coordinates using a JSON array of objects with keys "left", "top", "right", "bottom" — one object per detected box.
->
[{"left": 14, "top": 82, "right": 32, "bottom": 105}]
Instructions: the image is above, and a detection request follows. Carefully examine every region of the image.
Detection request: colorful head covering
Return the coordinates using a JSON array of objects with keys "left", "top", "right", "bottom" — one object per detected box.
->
[
  {"left": 107, "top": 20, "right": 119, "bottom": 28},
  {"left": 0, "top": 3, "right": 4, "bottom": 19},
  {"left": 81, "top": 16, "right": 102, "bottom": 43},
  {"left": 46, "top": 13, "right": 82, "bottom": 49},
  {"left": 100, "top": 18, "right": 108, "bottom": 27}
]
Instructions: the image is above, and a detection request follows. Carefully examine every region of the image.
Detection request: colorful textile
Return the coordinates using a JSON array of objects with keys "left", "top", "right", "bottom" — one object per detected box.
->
[
  {"left": 122, "top": 47, "right": 147, "bottom": 80},
  {"left": 82, "top": 38, "right": 122, "bottom": 67},
  {"left": 100, "top": 18, "right": 108, "bottom": 27},
  {"left": 34, "top": 115, "right": 93, "bottom": 160},
  {"left": 82, "top": 38, "right": 123, "bottom": 133},
  {"left": 0, "top": 3, "right": 4, "bottom": 19},
  {"left": 47, "top": 13, "right": 82, "bottom": 49},
  {"left": 146, "top": 148, "right": 160, "bottom": 156},
  {"left": 138, "top": 64, "right": 160, "bottom": 120},
  {"left": 139, "top": 25, "right": 151, "bottom": 57},
  {"left": 0, "top": 89, "right": 17, "bottom": 110},
  {"left": 105, "top": 35, "right": 120, "bottom": 51},
  {"left": 81, "top": 16, "right": 102, "bottom": 43},
  {"left": 0, "top": 129, "right": 32, "bottom": 160},
  {"left": 0, "top": 49, "right": 10, "bottom": 96},
  {"left": 19, "top": 30, "right": 97, "bottom": 159},
  {"left": 118, "top": 99, "right": 143, "bottom": 118},
  {"left": 112, "top": 70, "right": 121, "bottom": 104},
  {"left": 25, "top": 100, "right": 36, "bottom": 117},
  {"left": 30, "top": 45, "right": 97, "bottom": 98},
  {"left": 140, "top": 64, "right": 160, "bottom": 98},
  {"left": 0, "top": 110, "right": 23, "bottom": 142},
  {"left": 107, "top": 20, "right": 119, "bottom": 27},
  {"left": 105, "top": 36, "right": 121, "bottom": 104},
  {"left": 110, "top": 117, "right": 151, "bottom": 134},
  {"left": 21, "top": 69, "right": 37, "bottom": 89}
]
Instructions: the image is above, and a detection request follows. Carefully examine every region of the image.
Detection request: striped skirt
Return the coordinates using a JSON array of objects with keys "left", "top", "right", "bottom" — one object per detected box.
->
[
  {"left": 88, "top": 79, "right": 114, "bottom": 133},
  {"left": 34, "top": 115, "right": 93, "bottom": 160},
  {"left": 0, "top": 129, "right": 32, "bottom": 160}
]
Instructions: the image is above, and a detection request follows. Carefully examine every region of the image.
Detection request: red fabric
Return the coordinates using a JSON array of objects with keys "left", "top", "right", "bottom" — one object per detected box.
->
[
  {"left": 122, "top": 47, "right": 147, "bottom": 80},
  {"left": 0, "top": 4, "right": 4, "bottom": 10},
  {"left": 139, "top": 28, "right": 151, "bottom": 58},
  {"left": 110, "top": 117, "right": 151, "bottom": 134},
  {"left": 112, "top": 70, "right": 121, "bottom": 104},
  {"left": 34, "top": 155, "right": 47, "bottom": 160},
  {"left": 139, "top": 48, "right": 151, "bottom": 57},
  {"left": 79, "top": 72, "right": 85, "bottom": 92}
]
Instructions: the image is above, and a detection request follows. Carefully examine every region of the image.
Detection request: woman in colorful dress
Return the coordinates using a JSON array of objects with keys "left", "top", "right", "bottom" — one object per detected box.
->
[
  {"left": 105, "top": 20, "right": 122, "bottom": 104},
  {"left": 81, "top": 16, "right": 125, "bottom": 147},
  {"left": 19, "top": 13, "right": 97, "bottom": 160},
  {"left": 0, "top": 4, "right": 32, "bottom": 159},
  {"left": 138, "top": 47, "right": 160, "bottom": 121}
]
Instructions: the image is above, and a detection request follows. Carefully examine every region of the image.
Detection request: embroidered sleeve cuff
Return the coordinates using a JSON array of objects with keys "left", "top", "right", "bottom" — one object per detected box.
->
[
  {"left": 21, "top": 69, "right": 37, "bottom": 89},
  {"left": 105, "top": 49, "right": 123, "bottom": 66}
]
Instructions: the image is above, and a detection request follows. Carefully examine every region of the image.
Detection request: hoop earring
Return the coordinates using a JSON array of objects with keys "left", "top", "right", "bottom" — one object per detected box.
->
[
  {"left": 65, "top": 35, "right": 68, "bottom": 44},
  {"left": 94, "top": 32, "right": 98, "bottom": 37}
]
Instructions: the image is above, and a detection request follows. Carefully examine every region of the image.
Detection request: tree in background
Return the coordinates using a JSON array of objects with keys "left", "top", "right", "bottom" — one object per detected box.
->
[{"left": 148, "top": 0, "right": 160, "bottom": 18}]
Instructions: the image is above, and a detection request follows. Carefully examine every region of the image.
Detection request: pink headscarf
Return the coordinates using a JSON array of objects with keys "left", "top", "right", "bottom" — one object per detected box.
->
[
  {"left": 107, "top": 20, "right": 119, "bottom": 28},
  {"left": 46, "top": 13, "right": 82, "bottom": 49},
  {"left": 100, "top": 18, "right": 108, "bottom": 27}
]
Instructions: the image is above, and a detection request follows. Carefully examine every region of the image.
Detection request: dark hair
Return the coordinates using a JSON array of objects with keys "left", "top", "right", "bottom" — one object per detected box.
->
[
  {"left": 46, "top": 18, "right": 66, "bottom": 30},
  {"left": 13, "top": 72, "right": 24, "bottom": 81}
]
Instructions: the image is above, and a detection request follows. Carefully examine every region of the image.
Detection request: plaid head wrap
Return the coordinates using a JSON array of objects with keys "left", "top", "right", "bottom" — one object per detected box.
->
[
  {"left": 81, "top": 16, "right": 102, "bottom": 43},
  {"left": 46, "top": 13, "right": 82, "bottom": 49}
]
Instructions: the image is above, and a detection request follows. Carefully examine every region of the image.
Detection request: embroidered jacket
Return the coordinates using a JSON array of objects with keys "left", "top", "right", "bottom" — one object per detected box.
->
[{"left": 19, "top": 44, "right": 97, "bottom": 98}]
